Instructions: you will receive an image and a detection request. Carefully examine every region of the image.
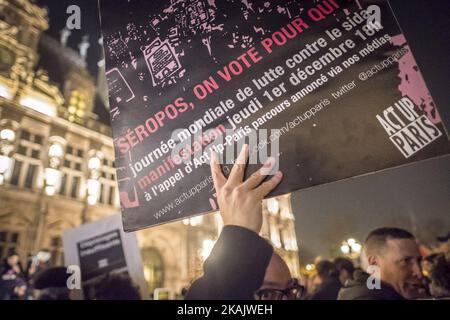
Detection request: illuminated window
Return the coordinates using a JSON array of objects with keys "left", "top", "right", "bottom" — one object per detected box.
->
[
  {"left": 142, "top": 248, "right": 165, "bottom": 293},
  {"left": 70, "top": 176, "right": 80, "bottom": 198},
  {"left": 269, "top": 220, "right": 282, "bottom": 249},
  {"left": 24, "top": 164, "right": 37, "bottom": 189},
  {"left": 59, "top": 145, "right": 84, "bottom": 199},
  {"left": 50, "top": 236, "right": 63, "bottom": 265},
  {"left": 59, "top": 173, "right": 67, "bottom": 195},
  {"left": 108, "top": 185, "right": 115, "bottom": 206},
  {"left": 98, "top": 157, "right": 118, "bottom": 207},
  {"left": 10, "top": 160, "right": 22, "bottom": 185},
  {"left": 0, "top": 231, "right": 20, "bottom": 261},
  {"left": 9, "top": 130, "right": 44, "bottom": 188},
  {"left": 67, "top": 90, "right": 87, "bottom": 124}
]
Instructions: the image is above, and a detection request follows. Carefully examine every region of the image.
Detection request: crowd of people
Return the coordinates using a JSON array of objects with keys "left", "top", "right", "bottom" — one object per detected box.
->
[{"left": 1, "top": 145, "right": 449, "bottom": 300}]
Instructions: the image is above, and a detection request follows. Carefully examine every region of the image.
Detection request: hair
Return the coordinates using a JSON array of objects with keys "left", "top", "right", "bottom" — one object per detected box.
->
[
  {"left": 316, "top": 260, "right": 338, "bottom": 280},
  {"left": 364, "top": 227, "right": 415, "bottom": 256},
  {"left": 92, "top": 273, "right": 141, "bottom": 300},
  {"left": 425, "top": 253, "right": 444, "bottom": 264},
  {"left": 36, "top": 287, "right": 71, "bottom": 300},
  {"left": 334, "top": 257, "right": 355, "bottom": 275},
  {"left": 429, "top": 256, "right": 450, "bottom": 292}
]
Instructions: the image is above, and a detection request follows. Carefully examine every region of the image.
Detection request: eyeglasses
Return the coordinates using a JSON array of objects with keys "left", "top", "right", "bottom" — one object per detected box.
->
[{"left": 254, "top": 280, "right": 306, "bottom": 300}]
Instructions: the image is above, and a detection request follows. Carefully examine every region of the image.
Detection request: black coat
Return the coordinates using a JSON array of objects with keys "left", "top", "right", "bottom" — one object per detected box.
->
[
  {"left": 185, "top": 225, "right": 273, "bottom": 300},
  {"left": 338, "top": 270, "right": 405, "bottom": 300},
  {"left": 310, "top": 276, "right": 342, "bottom": 300}
]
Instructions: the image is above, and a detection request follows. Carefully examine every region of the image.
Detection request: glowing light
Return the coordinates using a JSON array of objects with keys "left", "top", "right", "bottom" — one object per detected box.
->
[
  {"left": 87, "top": 179, "right": 100, "bottom": 195},
  {"left": 306, "top": 264, "right": 315, "bottom": 271},
  {"left": 68, "top": 106, "right": 77, "bottom": 114},
  {"left": 182, "top": 215, "right": 204, "bottom": 227},
  {"left": 44, "top": 168, "right": 61, "bottom": 187},
  {"left": 19, "top": 95, "right": 57, "bottom": 117},
  {"left": 0, "top": 84, "right": 12, "bottom": 99},
  {"left": 347, "top": 238, "right": 356, "bottom": 246},
  {"left": 266, "top": 198, "right": 280, "bottom": 214},
  {"left": 45, "top": 185, "right": 56, "bottom": 196},
  {"left": 201, "top": 239, "right": 215, "bottom": 260},
  {"left": 0, "top": 155, "right": 12, "bottom": 174},
  {"left": 340, "top": 244, "right": 350, "bottom": 254},
  {"left": 87, "top": 194, "right": 98, "bottom": 205},
  {"left": 48, "top": 144, "right": 64, "bottom": 158},
  {"left": 88, "top": 156, "right": 102, "bottom": 170},
  {"left": 0, "top": 129, "right": 15, "bottom": 142},
  {"left": 270, "top": 223, "right": 282, "bottom": 248},
  {"left": 352, "top": 242, "right": 362, "bottom": 253}
]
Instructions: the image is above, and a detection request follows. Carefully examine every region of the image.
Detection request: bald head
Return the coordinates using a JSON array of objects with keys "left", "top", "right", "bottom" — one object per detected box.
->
[{"left": 262, "top": 253, "right": 292, "bottom": 290}]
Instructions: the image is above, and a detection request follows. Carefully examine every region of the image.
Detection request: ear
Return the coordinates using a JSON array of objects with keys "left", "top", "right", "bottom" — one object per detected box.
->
[{"left": 367, "top": 254, "right": 379, "bottom": 266}]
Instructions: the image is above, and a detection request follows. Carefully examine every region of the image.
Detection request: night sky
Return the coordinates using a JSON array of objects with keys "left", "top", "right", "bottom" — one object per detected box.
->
[
  {"left": 36, "top": 0, "right": 103, "bottom": 78},
  {"left": 35, "top": 0, "right": 450, "bottom": 263}
]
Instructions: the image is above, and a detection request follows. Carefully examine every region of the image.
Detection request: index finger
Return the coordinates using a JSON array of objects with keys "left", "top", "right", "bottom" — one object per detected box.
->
[
  {"left": 227, "top": 144, "right": 249, "bottom": 186},
  {"left": 210, "top": 150, "right": 226, "bottom": 192}
]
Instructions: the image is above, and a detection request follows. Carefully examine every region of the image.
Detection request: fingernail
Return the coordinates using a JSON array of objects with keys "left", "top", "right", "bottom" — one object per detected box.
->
[
  {"left": 210, "top": 150, "right": 217, "bottom": 164},
  {"left": 275, "top": 171, "right": 283, "bottom": 178},
  {"left": 263, "top": 157, "right": 275, "bottom": 168},
  {"left": 260, "top": 157, "right": 276, "bottom": 175}
]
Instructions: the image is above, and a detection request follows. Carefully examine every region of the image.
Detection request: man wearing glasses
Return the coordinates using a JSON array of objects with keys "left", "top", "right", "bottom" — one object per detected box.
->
[{"left": 186, "top": 145, "right": 305, "bottom": 300}]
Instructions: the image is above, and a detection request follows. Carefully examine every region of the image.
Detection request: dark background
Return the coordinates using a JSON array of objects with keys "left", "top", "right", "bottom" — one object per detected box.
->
[{"left": 35, "top": 0, "right": 450, "bottom": 261}]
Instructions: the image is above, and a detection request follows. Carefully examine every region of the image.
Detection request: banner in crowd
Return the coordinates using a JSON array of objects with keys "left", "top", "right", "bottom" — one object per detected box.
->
[
  {"left": 62, "top": 214, "right": 148, "bottom": 299},
  {"left": 99, "top": 0, "right": 450, "bottom": 231}
]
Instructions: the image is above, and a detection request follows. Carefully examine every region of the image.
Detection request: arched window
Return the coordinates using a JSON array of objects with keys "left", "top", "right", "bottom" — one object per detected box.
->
[{"left": 141, "top": 247, "right": 164, "bottom": 293}]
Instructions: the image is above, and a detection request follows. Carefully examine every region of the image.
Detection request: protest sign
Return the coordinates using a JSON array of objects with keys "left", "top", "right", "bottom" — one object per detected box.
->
[
  {"left": 99, "top": 0, "right": 450, "bottom": 231},
  {"left": 63, "top": 214, "right": 148, "bottom": 298}
]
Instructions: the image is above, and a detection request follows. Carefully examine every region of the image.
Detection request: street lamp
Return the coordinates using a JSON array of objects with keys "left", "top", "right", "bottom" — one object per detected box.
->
[
  {"left": 33, "top": 136, "right": 66, "bottom": 252},
  {"left": 81, "top": 150, "right": 104, "bottom": 223},
  {"left": 44, "top": 137, "right": 66, "bottom": 195},
  {"left": 340, "top": 238, "right": 362, "bottom": 259},
  {"left": 0, "top": 119, "right": 19, "bottom": 185}
]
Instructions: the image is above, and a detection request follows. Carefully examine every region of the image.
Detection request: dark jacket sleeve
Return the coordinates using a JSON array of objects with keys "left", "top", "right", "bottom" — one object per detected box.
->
[{"left": 185, "top": 225, "right": 273, "bottom": 300}]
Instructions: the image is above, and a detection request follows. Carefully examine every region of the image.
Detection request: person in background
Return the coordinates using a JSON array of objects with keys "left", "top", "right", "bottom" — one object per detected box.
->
[
  {"left": 334, "top": 257, "right": 355, "bottom": 286},
  {"left": 0, "top": 252, "right": 26, "bottom": 300},
  {"left": 339, "top": 227, "right": 427, "bottom": 300},
  {"left": 428, "top": 254, "right": 450, "bottom": 299},
  {"left": 26, "top": 251, "right": 52, "bottom": 279},
  {"left": 305, "top": 273, "right": 321, "bottom": 297},
  {"left": 32, "top": 267, "right": 71, "bottom": 300},
  {"left": 186, "top": 144, "right": 290, "bottom": 300},
  {"left": 436, "top": 232, "right": 450, "bottom": 261},
  {"left": 1, "top": 253, "right": 25, "bottom": 280},
  {"left": 422, "top": 253, "right": 442, "bottom": 277},
  {"left": 310, "top": 260, "right": 342, "bottom": 300},
  {"left": 9, "top": 278, "right": 28, "bottom": 300},
  {"left": 92, "top": 273, "right": 142, "bottom": 300}
]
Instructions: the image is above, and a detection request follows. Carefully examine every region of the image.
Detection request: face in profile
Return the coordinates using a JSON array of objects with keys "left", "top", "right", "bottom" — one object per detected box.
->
[
  {"left": 7, "top": 254, "right": 19, "bottom": 267},
  {"left": 14, "top": 285, "right": 27, "bottom": 297},
  {"left": 375, "top": 238, "right": 426, "bottom": 299},
  {"left": 255, "top": 253, "right": 304, "bottom": 300}
]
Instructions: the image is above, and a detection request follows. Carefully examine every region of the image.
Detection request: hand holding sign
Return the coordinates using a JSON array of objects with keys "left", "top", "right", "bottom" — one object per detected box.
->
[{"left": 210, "top": 145, "right": 283, "bottom": 234}]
